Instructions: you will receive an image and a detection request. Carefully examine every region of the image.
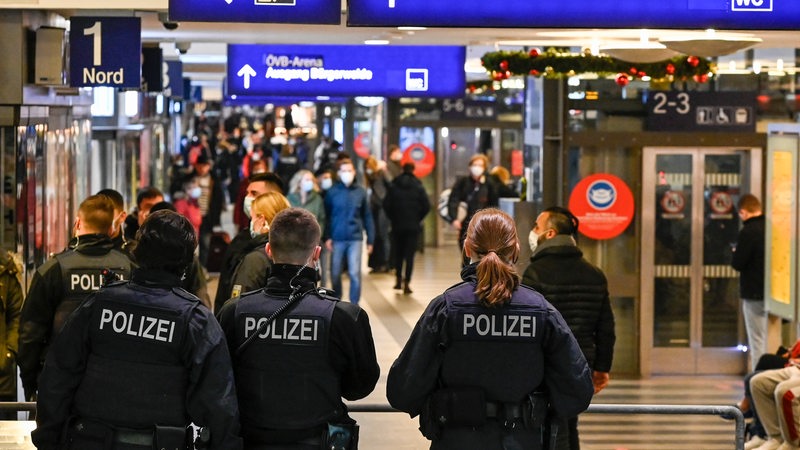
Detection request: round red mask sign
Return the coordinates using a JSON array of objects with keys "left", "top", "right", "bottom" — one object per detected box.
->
[
  {"left": 568, "top": 173, "right": 635, "bottom": 240},
  {"left": 400, "top": 143, "right": 435, "bottom": 178}
]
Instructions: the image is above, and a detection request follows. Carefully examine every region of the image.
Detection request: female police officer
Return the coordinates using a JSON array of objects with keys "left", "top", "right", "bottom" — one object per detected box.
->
[{"left": 387, "top": 208, "right": 593, "bottom": 450}]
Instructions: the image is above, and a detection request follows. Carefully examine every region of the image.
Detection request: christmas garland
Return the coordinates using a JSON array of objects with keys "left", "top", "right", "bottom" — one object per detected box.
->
[{"left": 481, "top": 48, "right": 715, "bottom": 85}]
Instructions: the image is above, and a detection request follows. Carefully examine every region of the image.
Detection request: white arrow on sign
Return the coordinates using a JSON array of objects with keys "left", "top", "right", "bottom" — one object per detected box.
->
[
  {"left": 237, "top": 64, "right": 257, "bottom": 90},
  {"left": 224, "top": 0, "right": 233, "bottom": 4}
]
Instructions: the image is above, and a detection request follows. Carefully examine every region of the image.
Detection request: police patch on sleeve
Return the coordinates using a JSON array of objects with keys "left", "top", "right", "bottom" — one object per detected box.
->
[{"left": 456, "top": 311, "right": 542, "bottom": 341}]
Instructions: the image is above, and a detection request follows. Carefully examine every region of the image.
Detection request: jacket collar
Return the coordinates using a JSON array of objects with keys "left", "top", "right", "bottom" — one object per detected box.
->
[
  {"left": 532, "top": 234, "right": 582, "bottom": 260},
  {"left": 265, "top": 264, "right": 318, "bottom": 296},
  {"left": 131, "top": 267, "right": 183, "bottom": 288}
]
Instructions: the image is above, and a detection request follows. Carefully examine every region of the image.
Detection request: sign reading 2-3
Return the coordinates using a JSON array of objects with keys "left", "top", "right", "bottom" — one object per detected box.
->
[
  {"left": 69, "top": 17, "right": 141, "bottom": 88},
  {"left": 646, "top": 91, "right": 756, "bottom": 133}
]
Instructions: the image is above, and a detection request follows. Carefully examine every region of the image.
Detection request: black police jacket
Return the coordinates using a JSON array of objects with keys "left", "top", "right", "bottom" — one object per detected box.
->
[
  {"left": 18, "top": 233, "right": 134, "bottom": 399},
  {"left": 387, "top": 264, "right": 593, "bottom": 420},
  {"left": 218, "top": 264, "right": 379, "bottom": 443},
  {"left": 32, "top": 268, "right": 242, "bottom": 450}
]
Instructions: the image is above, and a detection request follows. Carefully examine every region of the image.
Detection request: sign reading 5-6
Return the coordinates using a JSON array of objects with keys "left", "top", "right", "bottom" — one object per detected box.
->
[{"left": 69, "top": 17, "right": 141, "bottom": 88}]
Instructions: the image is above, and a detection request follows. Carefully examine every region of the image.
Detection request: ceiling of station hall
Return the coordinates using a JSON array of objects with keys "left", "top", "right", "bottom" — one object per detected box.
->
[{"left": 8, "top": 3, "right": 800, "bottom": 95}]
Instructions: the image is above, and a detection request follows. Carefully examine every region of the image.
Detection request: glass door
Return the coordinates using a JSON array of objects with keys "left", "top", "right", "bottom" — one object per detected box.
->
[{"left": 641, "top": 147, "right": 761, "bottom": 375}]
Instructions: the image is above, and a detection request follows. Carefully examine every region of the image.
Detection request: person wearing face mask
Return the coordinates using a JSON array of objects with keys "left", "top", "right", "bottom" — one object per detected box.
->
[
  {"left": 226, "top": 192, "right": 291, "bottom": 302},
  {"left": 386, "top": 144, "right": 404, "bottom": 180},
  {"left": 215, "top": 172, "right": 285, "bottom": 314},
  {"left": 324, "top": 159, "right": 374, "bottom": 305},
  {"left": 218, "top": 207, "right": 379, "bottom": 450},
  {"left": 365, "top": 156, "right": 392, "bottom": 274},
  {"left": 446, "top": 154, "right": 499, "bottom": 265},
  {"left": 288, "top": 170, "right": 328, "bottom": 287},
  {"left": 173, "top": 180, "right": 204, "bottom": 237},
  {"left": 317, "top": 169, "right": 335, "bottom": 195},
  {"left": 521, "top": 206, "right": 616, "bottom": 450},
  {"left": 96, "top": 189, "right": 128, "bottom": 251}
]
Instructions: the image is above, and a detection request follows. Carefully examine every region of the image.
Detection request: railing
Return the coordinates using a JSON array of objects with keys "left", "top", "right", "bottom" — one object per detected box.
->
[
  {"left": 6, "top": 402, "right": 746, "bottom": 450},
  {"left": 347, "top": 403, "right": 747, "bottom": 450}
]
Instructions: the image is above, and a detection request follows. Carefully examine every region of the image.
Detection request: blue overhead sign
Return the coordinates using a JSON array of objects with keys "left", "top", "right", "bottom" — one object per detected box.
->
[
  {"left": 69, "top": 17, "right": 141, "bottom": 88},
  {"left": 226, "top": 44, "right": 465, "bottom": 98},
  {"left": 169, "top": 0, "right": 340, "bottom": 24},
  {"left": 164, "top": 61, "right": 184, "bottom": 98},
  {"left": 348, "top": 0, "right": 798, "bottom": 29}
]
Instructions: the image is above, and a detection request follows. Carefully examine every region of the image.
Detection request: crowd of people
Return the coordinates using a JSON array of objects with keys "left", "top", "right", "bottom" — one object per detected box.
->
[{"left": 0, "top": 117, "right": 626, "bottom": 450}]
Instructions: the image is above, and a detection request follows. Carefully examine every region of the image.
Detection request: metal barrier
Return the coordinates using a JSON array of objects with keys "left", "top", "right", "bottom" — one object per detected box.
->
[
  {"left": 347, "top": 403, "right": 747, "bottom": 450},
  {"left": 6, "top": 402, "right": 746, "bottom": 449}
]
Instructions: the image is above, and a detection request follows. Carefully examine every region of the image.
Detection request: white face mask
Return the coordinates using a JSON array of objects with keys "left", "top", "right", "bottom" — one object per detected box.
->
[
  {"left": 250, "top": 217, "right": 268, "bottom": 238},
  {"left": 320, "top": 178, "right": 333, "bottom": 191},
  {"left": 301, "top": 179, "right": 315, "bottom": 193},
  {"left": 470, "top": 165, "right": 484, "bottom": 178},
  {"left": 529, "top": 229, "right": 545, "bottom": 254},
  {"left": 243, "top": 196, "right": 254, "bottom": 218},
  {"left": 339, "top": 171, "right": 355, "bottom": 186}
]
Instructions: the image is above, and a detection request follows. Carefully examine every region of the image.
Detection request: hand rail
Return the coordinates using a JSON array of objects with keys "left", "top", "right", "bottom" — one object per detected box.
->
[
  {"left": 6, "top": 402, "right": 746, "bottom": 450},
  {"left": 345, "top": 403, "right": 746, "bottom": 450}
]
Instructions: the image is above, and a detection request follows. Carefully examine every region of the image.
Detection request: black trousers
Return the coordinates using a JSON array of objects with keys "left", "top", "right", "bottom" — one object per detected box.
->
[{"left": 391, "top": 231, "right": 420, "bottom": 282}]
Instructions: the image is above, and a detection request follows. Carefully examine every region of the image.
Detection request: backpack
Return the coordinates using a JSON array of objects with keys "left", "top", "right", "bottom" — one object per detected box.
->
[{"left": 438, "top": 189, "right": 467, "bottom": 223}]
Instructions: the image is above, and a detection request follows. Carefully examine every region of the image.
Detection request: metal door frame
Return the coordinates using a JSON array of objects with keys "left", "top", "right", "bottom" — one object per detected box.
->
[{"left": 641, "top": 146, "right": 761, "bottom": 376}]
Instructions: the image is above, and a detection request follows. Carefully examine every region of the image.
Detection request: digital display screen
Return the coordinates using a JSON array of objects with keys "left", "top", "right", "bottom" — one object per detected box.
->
[{"left": 226, "top": 44, "right": 466, "bottom": 98}]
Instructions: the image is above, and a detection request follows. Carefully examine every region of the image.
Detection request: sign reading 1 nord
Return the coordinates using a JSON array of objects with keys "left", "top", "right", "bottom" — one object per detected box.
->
[
  {"left": 226, "top": 45, "right": 466, "bottom": 98},
  {"left": 348, "top": 0, "right": 794, "bottom": 29},
  {"left": 69, "top": 17, "right": 141, "bottom": 88}
]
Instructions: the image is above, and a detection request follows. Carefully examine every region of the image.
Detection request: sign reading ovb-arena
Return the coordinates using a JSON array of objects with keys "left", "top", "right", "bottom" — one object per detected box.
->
[{"left": 226, "top": 44, "right": 465, "bottom": 98}]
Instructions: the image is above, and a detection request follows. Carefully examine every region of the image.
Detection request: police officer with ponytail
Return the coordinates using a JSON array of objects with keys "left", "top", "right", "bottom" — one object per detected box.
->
[
  {"left": 33, "top": 210, "right": 242, "bottom": 450},
  {"left": 218, "top": 207, "right": 379, "bottom": 450},
  {"left": 387, "top": 208, "right": 593, "bottom": 450}
]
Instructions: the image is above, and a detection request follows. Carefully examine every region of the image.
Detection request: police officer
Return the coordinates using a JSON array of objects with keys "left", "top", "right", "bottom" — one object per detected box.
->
[
  {"left": 18, "top": 194, "right": 135, "bottom": 401},
  {"left": 96, "top": 188, "right": 129, "bottom": 251},
  {"left": 218, "top": 207, "right": 379, "bottom": 449},
  {"left": 387, "top": 208, "right": 594, "bottom": 450},
  {"left": 32, "top": 210, "right": 243, "bottom": 450},
  {"left": 215, "top": 172, "right": 285, "bottom": 314}
]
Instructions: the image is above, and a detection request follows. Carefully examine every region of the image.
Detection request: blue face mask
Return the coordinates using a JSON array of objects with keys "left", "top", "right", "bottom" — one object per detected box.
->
[
  {"left": 320, "top": 178, "right": 333, "bottom": 191},
  {"left": 301, "top": 179, "right": 315, "bottom": 193}
]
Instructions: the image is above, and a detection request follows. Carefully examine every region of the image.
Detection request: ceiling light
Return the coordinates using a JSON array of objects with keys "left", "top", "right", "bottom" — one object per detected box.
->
[
  {"left": 364, "top": 39, "right": 390, "bottom": 45},
  {"left": 397, "top": 26, "right": 426, "bottom": 31},
  {"left": 659, "top": 37, "right": 762, "bottom": 57},
  {"left": 601, "top": 43, "right": 680, "bottom": 63}
]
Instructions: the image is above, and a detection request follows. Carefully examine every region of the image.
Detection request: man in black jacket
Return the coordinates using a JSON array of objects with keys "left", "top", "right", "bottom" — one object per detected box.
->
[
  {"left": 731, "top": 193, "right": 766, "bottom": 371},
  {"left": 522, "top": 206, "right": 615, "bottom": 450},
  {"left": 218, "top": 207, "right": 379, "bottom": 449},
  {"left": 383, "top": 162, "right": 430, "bottom": 294}
]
